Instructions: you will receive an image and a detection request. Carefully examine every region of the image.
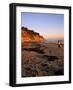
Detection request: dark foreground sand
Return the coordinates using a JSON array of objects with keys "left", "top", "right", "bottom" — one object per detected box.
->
[{"left": 21, "top": 42, "right": 64, "bottom": 77}]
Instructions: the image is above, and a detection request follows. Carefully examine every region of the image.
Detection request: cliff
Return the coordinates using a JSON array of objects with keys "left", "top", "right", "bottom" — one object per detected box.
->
[{"left": 21, "top": 27, "right": 44, "bottom": 42}]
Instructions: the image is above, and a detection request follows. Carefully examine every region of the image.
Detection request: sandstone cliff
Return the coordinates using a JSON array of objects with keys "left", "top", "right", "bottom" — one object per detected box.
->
[{"left": 21, "top": 27, "right": 44, "bottom": 42}]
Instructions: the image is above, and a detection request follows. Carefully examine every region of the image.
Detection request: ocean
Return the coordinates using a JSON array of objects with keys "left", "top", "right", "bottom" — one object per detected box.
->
[{"left": 44, "top": 38, "right": 64, "bottom": 43}]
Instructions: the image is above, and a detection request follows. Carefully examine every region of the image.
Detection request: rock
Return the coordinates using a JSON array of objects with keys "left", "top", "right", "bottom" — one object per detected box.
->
[
  {"left": 21, "top": 27, "right": 44, "bottom": 43},
  {"left": 43, "top": 55, "right": 59, "bottom": 61}
]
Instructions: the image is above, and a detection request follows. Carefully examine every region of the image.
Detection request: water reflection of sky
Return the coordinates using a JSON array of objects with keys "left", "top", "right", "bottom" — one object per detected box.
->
[{"left": 21, "top": 12, "right": 64, "bottom": 39}]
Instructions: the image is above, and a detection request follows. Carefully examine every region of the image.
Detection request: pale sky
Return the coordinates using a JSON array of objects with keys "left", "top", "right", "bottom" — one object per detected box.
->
[{"left": 21, "top": 12, "right": 64, "bottom": 39}]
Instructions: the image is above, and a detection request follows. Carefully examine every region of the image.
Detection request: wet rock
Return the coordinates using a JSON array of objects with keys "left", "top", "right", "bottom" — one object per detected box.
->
[
  {"left": 23, "top": 48, "right": 45, "bottom": 54},
  {"left": 43, "top": 55, "right": 59, "bottom": 61},
  {"left": 40, "top": 64, "right": 49, "bottom": 72},
  {"left": 54, "top": 69, "right": 64, "bottom": 75}
]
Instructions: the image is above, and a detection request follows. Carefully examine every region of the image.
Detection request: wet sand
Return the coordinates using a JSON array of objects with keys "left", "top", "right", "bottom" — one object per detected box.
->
[{"left": 21, "top": 42, "right": 64, "bottom": 77}]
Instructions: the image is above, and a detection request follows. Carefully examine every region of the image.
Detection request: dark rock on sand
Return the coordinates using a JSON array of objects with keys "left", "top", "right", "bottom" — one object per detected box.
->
[
  {"left": 40, "top": 64, "right": 49, "bottom": 72},
  {"left": 54, "top": 69, "right": 64, "bottom": 75},
  {"left": 43, "top": 55, "right": 59, "bottom": 61},
  {"left": 23, "top": 48, "right": 45, "bottom": 54}
]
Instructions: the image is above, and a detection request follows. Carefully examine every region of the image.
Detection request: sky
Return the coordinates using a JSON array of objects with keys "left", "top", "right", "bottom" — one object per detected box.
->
[{"left": 21, "top": 12, "right": 64, "bottom": 39}]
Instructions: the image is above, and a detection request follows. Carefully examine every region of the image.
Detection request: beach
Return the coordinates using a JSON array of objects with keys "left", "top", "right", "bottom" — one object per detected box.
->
[{"left": 21, "top": 41, "right": 64, "bottom": 77}]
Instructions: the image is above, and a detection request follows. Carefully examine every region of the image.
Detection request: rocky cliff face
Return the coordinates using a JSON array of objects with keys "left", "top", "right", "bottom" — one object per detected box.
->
[{"left": 21, "top": 27, "right": 44, "bottom": 42}]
